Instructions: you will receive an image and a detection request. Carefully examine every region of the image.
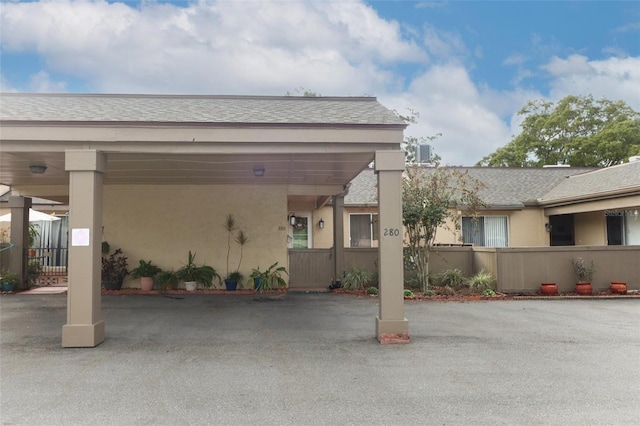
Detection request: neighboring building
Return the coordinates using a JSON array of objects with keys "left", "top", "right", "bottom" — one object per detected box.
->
[{"left": 321, "top": 162, "right": 640, "bottom": 249}]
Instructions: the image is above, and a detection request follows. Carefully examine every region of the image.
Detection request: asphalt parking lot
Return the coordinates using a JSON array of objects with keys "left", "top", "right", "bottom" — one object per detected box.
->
[{"left": 1, "top": 293, "right": 639, "bottom": 425}]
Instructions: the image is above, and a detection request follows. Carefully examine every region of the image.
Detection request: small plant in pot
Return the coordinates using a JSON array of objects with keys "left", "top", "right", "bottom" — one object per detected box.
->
[
  {"left": 1, "top": 268, "right": 19, "bottom": 292},
  {"left": 27, "top": 260, "right": 43, "bottom": 285},
  {"left": 248, "top": 262, "right": 288, "bottom": 292},
  {"left": 154, "top": 270, "right": 180, "bottom": 292},
  {"left": 177, "top": 251, "right": 220, "bottom": 291},
  {"left": 571, "top": 257, "right": 594, "bottom": 295},
  {"left": 130, "top": 260, "right": 162, "bottom": 291},
  {"left": 101, "top": 245, "right": 129, "bottom": 290},
  {"left": 28, "top": 224, "right": 40, "bottom": 257},
  {"left": 222, "top": 214, "right": 249, "bottom": 291}
]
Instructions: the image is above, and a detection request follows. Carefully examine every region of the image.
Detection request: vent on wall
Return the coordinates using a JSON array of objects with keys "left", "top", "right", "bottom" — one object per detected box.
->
[{"left": 415, "top": 144, "right": 433, "bottom": 164}]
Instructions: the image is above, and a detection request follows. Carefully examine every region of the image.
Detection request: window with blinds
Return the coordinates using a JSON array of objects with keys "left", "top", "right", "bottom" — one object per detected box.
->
[
  {"left": 349, "top": 213, "right": 379, "bottom": 247},
  {"left": 462, "top": 216, "right": 508, "bottom": 247}
]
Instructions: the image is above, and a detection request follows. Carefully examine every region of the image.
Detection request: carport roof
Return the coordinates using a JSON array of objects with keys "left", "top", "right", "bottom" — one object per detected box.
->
[{"left": 0, "top": 93, "right": 405, "bottom": 126}]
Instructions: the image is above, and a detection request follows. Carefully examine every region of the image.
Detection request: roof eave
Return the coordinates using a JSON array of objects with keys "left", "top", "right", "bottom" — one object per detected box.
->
[{"left": 537, "top": 186, "right": 640, "bottom": 207}]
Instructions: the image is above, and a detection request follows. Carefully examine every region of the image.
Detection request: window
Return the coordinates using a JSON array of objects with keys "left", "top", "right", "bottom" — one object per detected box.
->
[
  {"left": 292, "top": 216, "right": 309, "bottom": 249},
  {"left": 462, "top": 216, "right": 508, "bottom": 247},
  {"left": 349, "top": 214, "right": 378, "bottom": 247},
  {"left": 607, "top": 210, "right": 640, "bottom": 245}
]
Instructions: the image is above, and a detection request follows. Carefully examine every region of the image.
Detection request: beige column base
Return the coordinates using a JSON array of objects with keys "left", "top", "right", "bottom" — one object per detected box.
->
[
  {"left": 62, "top": 321, "right": 105, "bottom": 348},
  {"left": 376, "top": 317, "right": 410, "bottom": 344}
]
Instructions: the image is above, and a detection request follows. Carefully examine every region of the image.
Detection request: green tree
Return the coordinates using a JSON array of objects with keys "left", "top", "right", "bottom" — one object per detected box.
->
[
  {"left": 398, "top": 110, "right": 484, "bottom": 293},
  {"left": 403, "top": 162, "right": 485, "bottom": 293},
  {"left": 478, "top": 95, "right": 640, "bottom": 167}
]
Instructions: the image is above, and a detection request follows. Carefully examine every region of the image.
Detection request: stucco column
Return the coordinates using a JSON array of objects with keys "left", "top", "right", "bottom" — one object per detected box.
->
[
  {"left": 332, "top": 194, "right": 345, "bottom": 284},
  {"left": 62, "top": 150, "right": 106, "bottom": 348},
  {"left": 8, "top": 196, "right": 32, "bottom": 290},
  {"left": 375, "top": 151, "right": 409, "bottom": 343}
]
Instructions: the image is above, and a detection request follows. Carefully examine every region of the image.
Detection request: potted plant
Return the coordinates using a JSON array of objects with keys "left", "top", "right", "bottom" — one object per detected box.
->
[
  {"left": 155, "top": 270, "right": 180, "bottom": 292},
  {"left": 27, "top": 260, "right": 43, "bottom": 285},
  {"left": 248, "top": 266, "right": 264, "bottom": 290},
  {"left": 177, "top": 251, "right": 219, "bottom": 291},
  {"left": 609, "top": 281, "right": 627, "bottom": 295},
  {"left": 130, "top": 260, "right": 162, "bottom": 291},
  {"left": 223, "top": 214, "right": 249, "bottom": 291},
  {"left": 28, "top": 224, "right": 40, "bottom": 257},
  {"left": 1, "top": 268, "right": 18, "bottom": 292},
  {"left": 571, "top": 257, "right": 594, "bottom": 295},
  {"left": 248, "top": 262, "right": 288, "bottom": 292},
  {"left": 102, "top": 246, "right": 129, "bottom": 290}
]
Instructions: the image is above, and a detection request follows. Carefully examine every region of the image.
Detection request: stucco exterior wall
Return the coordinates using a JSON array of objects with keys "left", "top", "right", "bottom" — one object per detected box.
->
[
  {"left": 574, "top": 211, "right": 606, "bottom": 246},
  {"left": 103, "top": 185, "right": 289, "bottom": 288},
  {"left": 314, "top": 205, "right": 333, "bottom": 249}
]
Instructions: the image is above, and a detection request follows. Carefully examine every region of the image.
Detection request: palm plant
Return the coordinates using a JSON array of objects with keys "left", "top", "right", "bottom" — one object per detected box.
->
[
  {"left": 177, "top": 251, "right": 220, "bottom": 289},
  {"left": 223, "top": 214, "right": 249, "bottom": 281}
]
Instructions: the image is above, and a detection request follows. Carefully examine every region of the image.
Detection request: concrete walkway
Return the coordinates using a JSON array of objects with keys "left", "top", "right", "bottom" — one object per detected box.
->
[{"left": 1, "top": 293, "right": 639, "bottom": 425}]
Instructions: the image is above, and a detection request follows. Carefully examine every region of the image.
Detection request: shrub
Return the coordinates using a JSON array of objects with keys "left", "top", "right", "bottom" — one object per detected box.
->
[
  {"left": 366, "top": 287, "right": 378, "bottom": 295},
  {"left": 467, "top": 270, "right": 496, "bottom": 291},
  {"left": 403, "top": 289, "right": 415, "bottom": 299},
  {"left": 342, "top": 267, "right": 372, "bottom": 290},
  {"left": 438, "top": 268, "right": 466, "bottom": 287}
]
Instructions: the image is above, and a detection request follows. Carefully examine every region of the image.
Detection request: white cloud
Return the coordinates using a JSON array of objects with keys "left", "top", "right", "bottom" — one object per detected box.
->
[
  {"left": 0, "top": 73, "right": 17, "bottom": 92},
  {"left": 29, "top": 71, "right": 67, "bottom": 93},
  {"left": 1, "top": 1, "right": 637, "bottom": 167},
  {"left": 380, "top": 65, "right": 513, "bottom": 166},
  {"left": 542, "top": 54, "right": 640, "bottom": 110},
  {"left": 0, "top": 0, "right": 425, "bottom": 95}
]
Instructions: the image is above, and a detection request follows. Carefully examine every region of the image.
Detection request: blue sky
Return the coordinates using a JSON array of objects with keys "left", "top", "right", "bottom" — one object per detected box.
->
[{"left": 1, "top": 0, "right": 638, "bottom": 165}]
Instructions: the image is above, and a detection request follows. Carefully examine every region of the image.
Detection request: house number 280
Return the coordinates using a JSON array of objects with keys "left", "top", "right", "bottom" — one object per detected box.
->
[{"left": 383, "top": 228, "right": 400, "bottom": 237}]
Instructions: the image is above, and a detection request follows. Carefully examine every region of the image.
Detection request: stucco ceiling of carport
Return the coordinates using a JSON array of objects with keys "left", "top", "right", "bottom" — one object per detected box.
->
[{"left": 0, "top": 151, "right": 374, "bottom": 186}]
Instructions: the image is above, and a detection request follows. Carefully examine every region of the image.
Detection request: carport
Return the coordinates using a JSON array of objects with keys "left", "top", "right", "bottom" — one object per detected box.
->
[{"left": 0, "top": 93, "right": 409, "bottom": 346}]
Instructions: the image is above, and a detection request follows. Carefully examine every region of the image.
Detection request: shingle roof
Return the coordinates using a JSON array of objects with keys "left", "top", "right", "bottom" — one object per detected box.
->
[
  {"left": 0, "top": 93, "right": 405, "bottom": 125},
  {"left": 345, "top": 169, "right": 378, "bottom": 205},
  {"left": 346, "top": 167, "right": 597, "bottom": 208},
  {"left": 538, "top": 161, "right": 640, "bottom": 204}
]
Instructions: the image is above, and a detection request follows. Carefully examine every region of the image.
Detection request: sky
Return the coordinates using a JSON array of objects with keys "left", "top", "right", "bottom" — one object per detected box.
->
[{"left": 1, "top": 0, "right": 638, "bottom": 165}]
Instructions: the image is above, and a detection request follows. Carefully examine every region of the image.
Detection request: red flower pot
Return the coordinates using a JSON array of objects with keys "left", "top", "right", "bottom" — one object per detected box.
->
[
  {"left": 575, "top": 282, "right": 593, "bottom": 295},
  {"left": 540, "top": 283, "right": 558, "bottom": 295},
  {"left": 610, "top": 282, "right": 627, "bottom": 295}
]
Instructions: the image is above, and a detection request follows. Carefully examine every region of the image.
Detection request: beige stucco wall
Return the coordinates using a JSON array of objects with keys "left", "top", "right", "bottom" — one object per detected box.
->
[
  {"left": 103, "top": 185, "right": 289, "bottom": 288},
  {"left": 508, "top": 209, "right": 548, "bottom": 246},
  {"left": 314, "top": 205, "right": 333, "bottom": 249},
  {"left": 574, "top": 211, "right": 606, "bottom": 246}
]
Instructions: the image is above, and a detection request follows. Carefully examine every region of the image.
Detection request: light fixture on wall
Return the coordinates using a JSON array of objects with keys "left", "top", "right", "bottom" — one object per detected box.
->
[
  {"left": 289, "top": 213, "right": 297, "bottom": 226},
  {"left": 253, "top": 167, "right": 265, "bottom": 177},
  {"left": 29, "top": 165, "right": 47, "bottom": 174},
  {"left": 634, "top": 209, "right": 639, "bottom": 221},
  {"left": 319, "top": 218, "right": 325, "bottom": 229},
  {"left": 545, "top": 223, "right": 552, "bottom": 232}
]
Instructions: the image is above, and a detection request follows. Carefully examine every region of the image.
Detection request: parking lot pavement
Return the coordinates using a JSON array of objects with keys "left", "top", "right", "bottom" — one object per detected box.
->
[{"left": 1, "top": 293, "right": 639, "bottom": 425}]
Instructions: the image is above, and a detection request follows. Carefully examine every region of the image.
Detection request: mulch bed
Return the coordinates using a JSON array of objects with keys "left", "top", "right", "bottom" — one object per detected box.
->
[{"left": 101, "top": 288, "right": 287, "bottom": 296}]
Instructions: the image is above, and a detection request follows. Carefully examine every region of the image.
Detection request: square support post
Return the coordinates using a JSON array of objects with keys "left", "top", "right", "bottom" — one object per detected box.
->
[
  {"left": 62, "top": 150, "right": 106, "bottom": 348},
  {"left": 8, "top": 196, "right": 32, "bottom": 290},
  {"left": 375, "top": 151, "right": 409, "bottom": 344},
  {"left": 332, "top": 194, "right": 345, "bottom": 284}
]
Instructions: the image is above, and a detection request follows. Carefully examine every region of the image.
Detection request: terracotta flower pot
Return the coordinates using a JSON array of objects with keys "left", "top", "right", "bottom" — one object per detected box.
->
[
  {"left": 540, "top": 283, "right": 558, "bottom": 296},
  {"left": 575, "top": 282, "right": 593, "bottom": 295},
  {"left": 140, "top": 276, "right": 154, "bottom": 291},
  {"left": 610, "top": 282, "right": 627, "bottom": 295}
]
